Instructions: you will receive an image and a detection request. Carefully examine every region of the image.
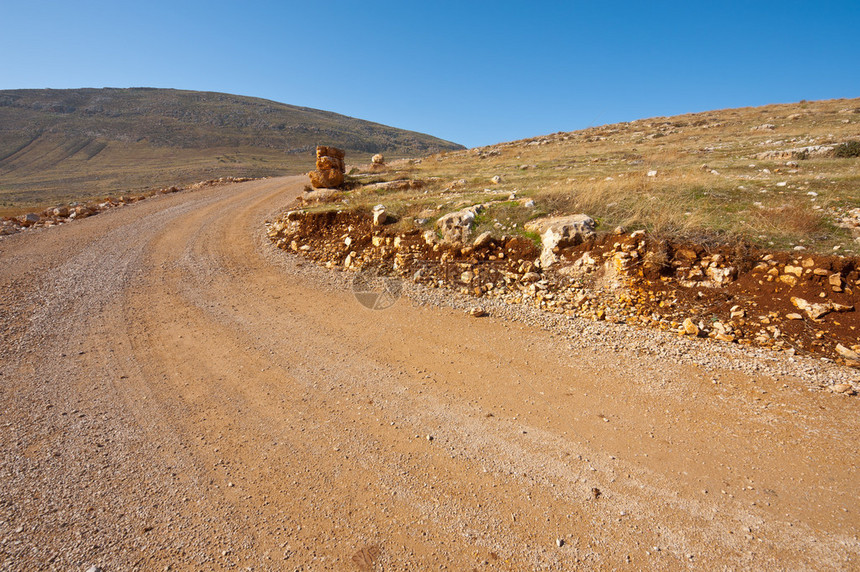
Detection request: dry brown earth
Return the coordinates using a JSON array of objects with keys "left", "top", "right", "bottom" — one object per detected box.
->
[{"left": 1, "top": 176, "right": 858, "bottom": 570}]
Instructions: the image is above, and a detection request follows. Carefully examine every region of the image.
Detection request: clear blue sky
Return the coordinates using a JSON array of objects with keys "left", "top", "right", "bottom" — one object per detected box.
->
[{"left": 1, "top": 0, "right": 858, "bottom": 148}]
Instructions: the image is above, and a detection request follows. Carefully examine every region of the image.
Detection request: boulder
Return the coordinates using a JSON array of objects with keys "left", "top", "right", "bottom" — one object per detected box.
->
[
  {"left": 308, "top": 168, "right": 344, "bottom": 189},
  {"left": 436, "top": 207, "right": 479, "bottom": 243},
  {"left": 371, "top": 153, "right": 384, "bottom": 165},
  {"left": 527, "top": 214, "right": 596, "bottom": 268},
  {"left": 19, "top": 213, "right": 40, "bottom": 227}
]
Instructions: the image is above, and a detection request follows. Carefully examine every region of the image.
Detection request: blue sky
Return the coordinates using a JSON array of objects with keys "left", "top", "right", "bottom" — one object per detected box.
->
[{"left": 1, "top": 0, "right": 858, "bottom": 148}]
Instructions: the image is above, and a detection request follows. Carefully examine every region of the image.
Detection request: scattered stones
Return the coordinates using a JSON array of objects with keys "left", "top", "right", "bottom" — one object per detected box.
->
[
  {"left": 268, "top": 209, "right": 860, "bottom": 366},
  {"left": 1, "top": 177, "right": 256, "bottom": 239}
]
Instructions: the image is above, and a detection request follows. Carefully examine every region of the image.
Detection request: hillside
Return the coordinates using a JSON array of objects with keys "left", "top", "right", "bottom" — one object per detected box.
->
[
  {"left": 0, "top": 88, "right": 463, "bottom": 214},
  {"left": 336, "top": 97, "right": 860, "bottom": 255}
]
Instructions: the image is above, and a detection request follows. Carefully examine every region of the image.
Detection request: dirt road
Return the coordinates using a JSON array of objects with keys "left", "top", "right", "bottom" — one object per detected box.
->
[{"left": 1, "top": 176, "right": 858, "bottom": 570}]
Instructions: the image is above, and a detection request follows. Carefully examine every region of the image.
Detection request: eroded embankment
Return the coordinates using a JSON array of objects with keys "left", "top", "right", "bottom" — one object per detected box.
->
[{"left": 266, "top": 209, "right": 860, "bottom": 386}]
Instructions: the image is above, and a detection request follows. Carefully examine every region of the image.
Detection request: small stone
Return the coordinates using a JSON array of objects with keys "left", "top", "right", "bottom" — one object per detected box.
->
[
  {"left": 786, "top": 313, "right": 803, "bottom": 320},
  {"left": 86, "top": 567, "right": 103, "bottom": 572},
  {"left": 469, "top": 307, "right": 486, "bottom": 317},
  {"left": 372, "top": 205, "right": 388, "bottom": 226},
  {"left": 646, "top": 170, "right": 657, "bottom": 177},
  {"left": 836, "top": 344, "right": 860, "bottom": 361},
  {"left": 473, "top": 231, "right": 492, "bottom": 248},
  {"left": 556, "top": 538, "right": 565, "bottom": 547},
  {"left": 426, "top": 435, "right": 434, "bottom": 441},
  {"left": 491, "top": 175, "right": 502, "bottom": 184},
  {"left": 831, "top": 383, "right": 855, "bottom": 395},
  {"left": 682, "top": 318, "right": 699, "bottom": 336}
]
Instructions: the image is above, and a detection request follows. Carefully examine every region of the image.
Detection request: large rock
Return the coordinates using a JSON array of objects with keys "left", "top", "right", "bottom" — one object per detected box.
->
[
  {"left": 316, "top": 155, "right": 344, "bottom": 172},
  {"left": 18, "top": 213, "right": 40, "bottom": 227},
  {"left": 436, "top": 207, "right": 480, "bottom": 243},
  {"left": 528, "top": 214, "right": 596, "bottom": 268},
  {"left": 308, "top": 168, "right": 344, "bottom": 188},
  {"left": 309, "top": 145, "right": 346, "bottom": 188}
]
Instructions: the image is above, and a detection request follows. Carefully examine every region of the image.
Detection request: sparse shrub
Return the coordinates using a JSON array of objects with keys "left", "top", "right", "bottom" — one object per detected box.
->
[{"left": 833, "top": 141, "right": 860, "bottom": 158}]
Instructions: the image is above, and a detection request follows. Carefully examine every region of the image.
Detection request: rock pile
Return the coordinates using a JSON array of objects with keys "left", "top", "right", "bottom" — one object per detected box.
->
[
  {"left": 0, "top": 176, "right": 257, "bottom": 238},
  {"left": 308, "top": 146, "right": 346, "bottom": 189},
  {"left": 267, "top": 208, "right": 860, "bottom": 368}
]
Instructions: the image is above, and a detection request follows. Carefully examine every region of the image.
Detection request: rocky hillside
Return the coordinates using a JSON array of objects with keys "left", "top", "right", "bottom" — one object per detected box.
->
[
  {"left": 0, "top": 88, "right": 463, "bottom": 213},
  {"left": 331, "top": 97, "right": 860, "bottom": 256}
]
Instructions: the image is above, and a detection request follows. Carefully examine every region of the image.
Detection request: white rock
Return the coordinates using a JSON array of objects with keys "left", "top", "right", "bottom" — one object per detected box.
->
[
  {"left": 647, "top": 170, "right": 658, "bottom": 177},
  {"left": 534, "top": 215, "right": 596, "bottom": 268},
  {"left": 436, "top": 207, "right": 479, "bottom": 243},
  {"left": 372, "top": 205, "right": 387, "bottom": 226},
  {"left": 835, "top": 344, "right": 860, "bottom": 361}
]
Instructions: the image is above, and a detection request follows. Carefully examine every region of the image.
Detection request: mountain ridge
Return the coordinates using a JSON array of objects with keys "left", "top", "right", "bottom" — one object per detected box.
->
[{"left": 0, "top": 87, "right": 464, "bottom": 212}]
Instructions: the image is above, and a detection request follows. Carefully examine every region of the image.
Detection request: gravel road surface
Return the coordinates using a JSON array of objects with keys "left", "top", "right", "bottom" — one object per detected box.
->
[{"left": 1, "top": 176, "right": 858, "bottom": 570}]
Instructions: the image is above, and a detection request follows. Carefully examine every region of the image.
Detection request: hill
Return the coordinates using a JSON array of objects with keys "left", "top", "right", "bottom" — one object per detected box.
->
[
  {"left": 335, "top": 97, "right": 860, "bottom": 255},
  {"left": 0, "top": 88, "right": 463, "bottom": 214}
]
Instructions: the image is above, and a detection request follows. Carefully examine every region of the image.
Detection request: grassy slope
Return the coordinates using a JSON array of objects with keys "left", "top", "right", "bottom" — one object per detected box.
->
[
  {"left": 0, "top": 88, "right": 464, "bottom": 214},
  {"left": 343, "top": 97, "right": 860, "bottom": 255}
]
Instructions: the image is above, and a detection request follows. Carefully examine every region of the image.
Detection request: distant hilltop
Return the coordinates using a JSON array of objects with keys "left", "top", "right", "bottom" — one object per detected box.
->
[{"left": 0, "top": 87, "right": 464, "bottom": 210}]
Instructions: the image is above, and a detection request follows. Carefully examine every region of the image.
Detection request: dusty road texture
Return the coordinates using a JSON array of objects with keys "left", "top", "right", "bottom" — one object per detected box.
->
[{"left": 1, "top": 176, "right": 858, "bottom": 570}]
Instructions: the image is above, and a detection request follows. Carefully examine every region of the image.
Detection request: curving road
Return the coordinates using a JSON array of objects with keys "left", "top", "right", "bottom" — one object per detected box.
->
[{"left": 1, "top": 176, "right": 858, "bottom": 570}]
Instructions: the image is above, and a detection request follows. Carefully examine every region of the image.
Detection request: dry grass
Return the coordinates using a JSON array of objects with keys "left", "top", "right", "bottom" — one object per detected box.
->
[{"left": 336, "top": 97, "right": 860, "bottom": 254}]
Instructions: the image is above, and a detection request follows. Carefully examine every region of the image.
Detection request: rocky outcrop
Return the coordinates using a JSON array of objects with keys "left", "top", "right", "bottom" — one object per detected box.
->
[
  {"left": 308, "top": 146, "right": 345, "bottom": 189},
  {"left": 526, "top": 215, "right": 596, "bottom": 268},
  {"left": 755, "top": 145, "right": 835, "bottom": 160},
  {"left": 436, "top": 207, "right": 480, "bottom": 244}
]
